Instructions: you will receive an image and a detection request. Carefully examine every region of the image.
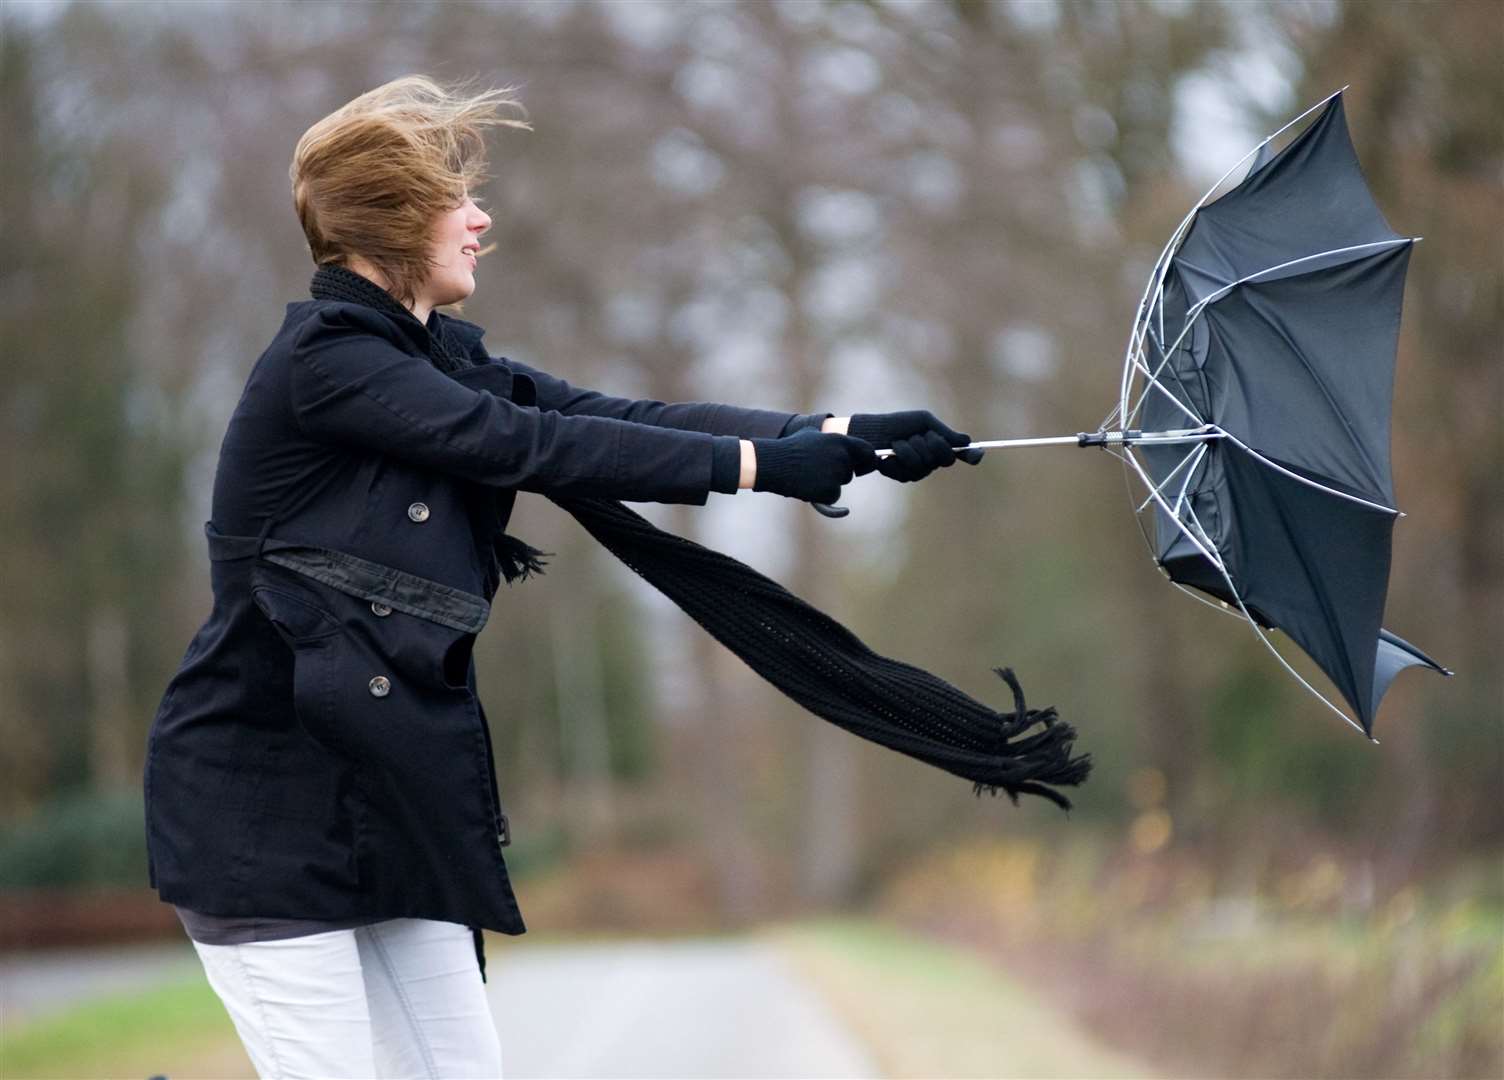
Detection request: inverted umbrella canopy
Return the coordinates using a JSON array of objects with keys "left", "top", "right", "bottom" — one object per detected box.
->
[
  {"left": 1121, "top": 91, "right": 1450, "bottom": 736},
  {"left": 922, "top": 90, "right": 1450, "bottom": 737}
]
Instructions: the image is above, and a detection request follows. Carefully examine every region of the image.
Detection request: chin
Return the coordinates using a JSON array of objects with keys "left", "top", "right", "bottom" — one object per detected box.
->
[{"left": 438, "top": 279, "right": 475, "bottom": 308}]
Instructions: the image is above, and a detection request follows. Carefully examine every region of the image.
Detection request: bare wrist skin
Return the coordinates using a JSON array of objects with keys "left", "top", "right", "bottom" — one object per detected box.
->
[
  {"left": 741, "top": 419, "right": 849, "bottom": 489},
  {"left": 740, "top": 439, "right": 756, "bottom": 488}
]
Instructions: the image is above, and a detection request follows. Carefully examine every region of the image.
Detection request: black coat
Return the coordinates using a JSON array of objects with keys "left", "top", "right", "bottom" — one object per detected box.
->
[{"left": 143, "top": 293, "right": 803, "bottom": 952}]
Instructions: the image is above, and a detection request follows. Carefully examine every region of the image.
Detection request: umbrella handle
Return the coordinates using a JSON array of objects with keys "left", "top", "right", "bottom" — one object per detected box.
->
[{"left": 811, "top": 439, "right": 1000, "bottom": 516}]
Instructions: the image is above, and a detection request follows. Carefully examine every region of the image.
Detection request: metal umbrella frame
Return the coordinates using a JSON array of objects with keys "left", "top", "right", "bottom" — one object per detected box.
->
[{"left": 878, "top": 88, "right": 1450, "bottom": 739}]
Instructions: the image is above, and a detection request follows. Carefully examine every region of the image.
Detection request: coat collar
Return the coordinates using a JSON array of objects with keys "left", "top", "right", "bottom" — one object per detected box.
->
[{"left": 309, "top": 262, "right": 481, "bottom": 374}]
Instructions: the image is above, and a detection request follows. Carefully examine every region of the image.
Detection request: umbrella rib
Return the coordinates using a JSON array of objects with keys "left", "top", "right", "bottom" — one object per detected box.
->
[
  {"left": 1190, "top": 239, "right": 1413, "bottom": 309},
  {"left": 1113, "top": 444, "right": 1238, "bottom": 624},
  {"left": 1144, "top": 240, "right": 1411, "bottom": 390},
  {"left": 1155, "top": 279, "right": 1167, "bottom": 358},
  {"left": 1128, "top": 349, "right": 1207, "bottom": 428},
  {"left": 1128, "top": 354, "right": 1207, "bottom": 430},
  {"left": 1111, "top": 446, "right": 1159, "bottom": 551},
  {"left": 1178, "top": 500, "right": 1227, "bottom": 579},
  {"left": 1116, "top": 87, "right": 1348, "bottom": 430},
  {"left": 1183, "top": 505, "right": 1372, "bottom": 740},
  {"left": 1116, "top": 446, "right": 1266, "bottom": 626},
  {"left": 1170, "top": 442, "right": 1211, "bottom": 517},
  {"left": 1119, "top": 441, "right": 1237, "bottom": 622},
  {"left": 1186, "top": 86, "right": 1350, "bottom": 220},
  {"left": 1120, "top": 267, "right": 1190, "bottom": 429},
  {"left": 1120, "top": 238, "right": 1186, "bottom": 425},
  {"left": 1127, "top": 288, "right": 1214, "bottom": 432},
  {"left": 1131, "top": 466, "right": 1239, "bottom": 625},
  {"left": 1123, "top": 442, "right": 1372, "bottom": 737},
  {"left": 1125, "top": 337, "right": 1175, "bottom": 418},
  {"left": 1169, "top": 578, "right": 1247, "bottom": 620},
  {"left": 1172, "top": 256, "right": 1234, "bottom": 289},
  {"left": 1133, "top": 441, "right": 1208, "bottom": 514},
  {"left": 1120, "top": 441, "right": 1245, "bottom": 621},
  {"left": 1120, "top": 446, "right": 1227, "bottom": 575},
  {"left": 1214, "top": 249, "right": 1413, "bottom": 497},
  {"left": 1247, "top": 470, "right": 1372, "bottom": 716},
  {"left": 1125, "top": 238, "right": 1414, "bottom": 434},
  {"left": 1217, "top": 430, "right": 1399, "bottom": 516}
]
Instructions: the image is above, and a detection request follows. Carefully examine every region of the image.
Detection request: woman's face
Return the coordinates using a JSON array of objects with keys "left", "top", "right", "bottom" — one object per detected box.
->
[{"left": 417, "top": 192, "right": 492, "bottom": 314}]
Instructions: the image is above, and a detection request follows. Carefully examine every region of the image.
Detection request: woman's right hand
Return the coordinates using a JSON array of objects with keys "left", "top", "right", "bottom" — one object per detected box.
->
[{"left": 747, "top": 428, "right": 877, "bottom": 503}]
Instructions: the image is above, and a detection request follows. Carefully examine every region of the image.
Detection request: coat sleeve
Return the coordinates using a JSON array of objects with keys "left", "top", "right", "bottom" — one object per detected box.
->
[
  {"left": 502, "top": 357, "right": 825, "bottom": 439},
  {"left": 288, "top": 304, "right": 732, "bottom": 504}
]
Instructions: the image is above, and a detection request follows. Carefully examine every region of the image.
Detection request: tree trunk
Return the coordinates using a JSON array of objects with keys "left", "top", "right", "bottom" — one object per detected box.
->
[{"left": 86, "top": 604, "right": 133, "bottom": 792}]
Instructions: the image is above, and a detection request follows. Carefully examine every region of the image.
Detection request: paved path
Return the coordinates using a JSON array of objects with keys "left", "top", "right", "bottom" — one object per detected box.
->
[
  {"left": 485, "top": 937, "right": 880, "bottom": 1078},
  {"left": 3, "top": 935, "right": 880, "bottom": 1077},
  {"left": 0, "top": 938, "right": 201, "bottom": 1025}
]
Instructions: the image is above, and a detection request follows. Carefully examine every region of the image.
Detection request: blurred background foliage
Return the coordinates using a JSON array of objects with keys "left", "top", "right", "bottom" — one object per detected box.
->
[{"left": 0, "top": 1, "right": 1498, "bottom": 1075}]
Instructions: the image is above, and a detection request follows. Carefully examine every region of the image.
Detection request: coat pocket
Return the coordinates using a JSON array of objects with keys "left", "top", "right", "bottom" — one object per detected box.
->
[
  {"left": 251, "top": 577, "right": 342, "bottom": 644},
  {"left": 252, "top": 582, "right": 349, "bottom": 757},
  {"left": 252, "top": 566, "right": 475, "bottom": 768}
]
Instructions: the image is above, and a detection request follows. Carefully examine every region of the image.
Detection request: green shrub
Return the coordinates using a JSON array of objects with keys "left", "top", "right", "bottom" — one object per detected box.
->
[{"left": 0, "top": 788, "right": 149, "bottom": 888}]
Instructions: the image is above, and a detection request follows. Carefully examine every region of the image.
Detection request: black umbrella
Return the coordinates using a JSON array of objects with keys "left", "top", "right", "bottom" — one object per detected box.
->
[{"left": 899, "top": 90, "right": 1450, "bottom": 738}]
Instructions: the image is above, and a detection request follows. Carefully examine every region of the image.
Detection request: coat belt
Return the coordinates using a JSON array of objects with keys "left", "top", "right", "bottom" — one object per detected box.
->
[{"left": 205, "top": 522, "right": 490, "bottom": 634}]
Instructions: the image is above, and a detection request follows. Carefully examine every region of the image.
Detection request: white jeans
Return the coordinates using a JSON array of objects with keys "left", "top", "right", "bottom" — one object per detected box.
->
[{"left": 189, "top": 917, "right": 503, "bottom": 1079}]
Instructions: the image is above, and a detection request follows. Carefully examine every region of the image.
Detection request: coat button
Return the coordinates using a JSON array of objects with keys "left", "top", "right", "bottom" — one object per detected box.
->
[
  {"left": 368, "top": 675, "right": 391, "bottom": 698},
  {"left": 407, "top": 501, "right": 430, "bottom": 523},
  {"left": 370, "top": 601, "right": 393, "bottom": 617}
]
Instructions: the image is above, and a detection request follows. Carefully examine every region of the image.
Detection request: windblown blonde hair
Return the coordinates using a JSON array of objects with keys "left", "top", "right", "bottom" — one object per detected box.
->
[{"left": 290, "top": 75, "right": 530, "bottom": 308}]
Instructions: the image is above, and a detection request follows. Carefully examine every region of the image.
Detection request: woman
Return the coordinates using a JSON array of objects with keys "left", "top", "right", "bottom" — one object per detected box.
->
[{"left": 142, "top": 75, "right": 976, "bottom": 1078}]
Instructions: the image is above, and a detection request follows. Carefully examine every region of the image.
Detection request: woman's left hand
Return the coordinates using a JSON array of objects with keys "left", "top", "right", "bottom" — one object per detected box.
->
[{"left": 846, "top": 410, "right": 985, "bottom": 482}]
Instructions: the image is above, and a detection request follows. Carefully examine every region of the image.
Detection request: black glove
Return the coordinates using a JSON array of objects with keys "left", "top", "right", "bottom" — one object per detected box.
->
[
  {"left": 751, "top": 428, "right": 878, "bottom": 503},
  {"left": 848, "top": 410, "right": 984, "bottom": 482}
]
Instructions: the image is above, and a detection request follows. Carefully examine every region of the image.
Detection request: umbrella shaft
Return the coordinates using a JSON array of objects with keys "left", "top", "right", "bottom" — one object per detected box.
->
[{"left": 872, "top": 427, "right": 1222, "bottom": 457}]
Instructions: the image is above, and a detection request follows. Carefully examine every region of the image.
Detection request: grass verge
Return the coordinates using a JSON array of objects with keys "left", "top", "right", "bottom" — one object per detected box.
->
[
  {"left": 877, "top": 837, "right": 1504, "bottom": 1079},
  {"left": 0, "top": 976, "right": 247, "bottom": 1079},
  {"left": 760, "top": 914, "right": 1151, "bottom": 1079}
]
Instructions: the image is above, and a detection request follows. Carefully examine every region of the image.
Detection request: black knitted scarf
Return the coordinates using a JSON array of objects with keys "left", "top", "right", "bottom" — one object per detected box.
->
[
  {"left": 310, "top": 263, "right": 1091, "bottom": 808},
  {"left": 310, "top": 261, "right": 476, "bottom": 375}
]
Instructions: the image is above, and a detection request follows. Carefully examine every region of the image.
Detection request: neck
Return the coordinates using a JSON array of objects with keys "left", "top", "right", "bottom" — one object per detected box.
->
[
  {"left": 342, "top": 256, "right": 430, "bottom": 323},
  {"left": 310, "top": 262, "right": 472, "bottom": 376}
]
